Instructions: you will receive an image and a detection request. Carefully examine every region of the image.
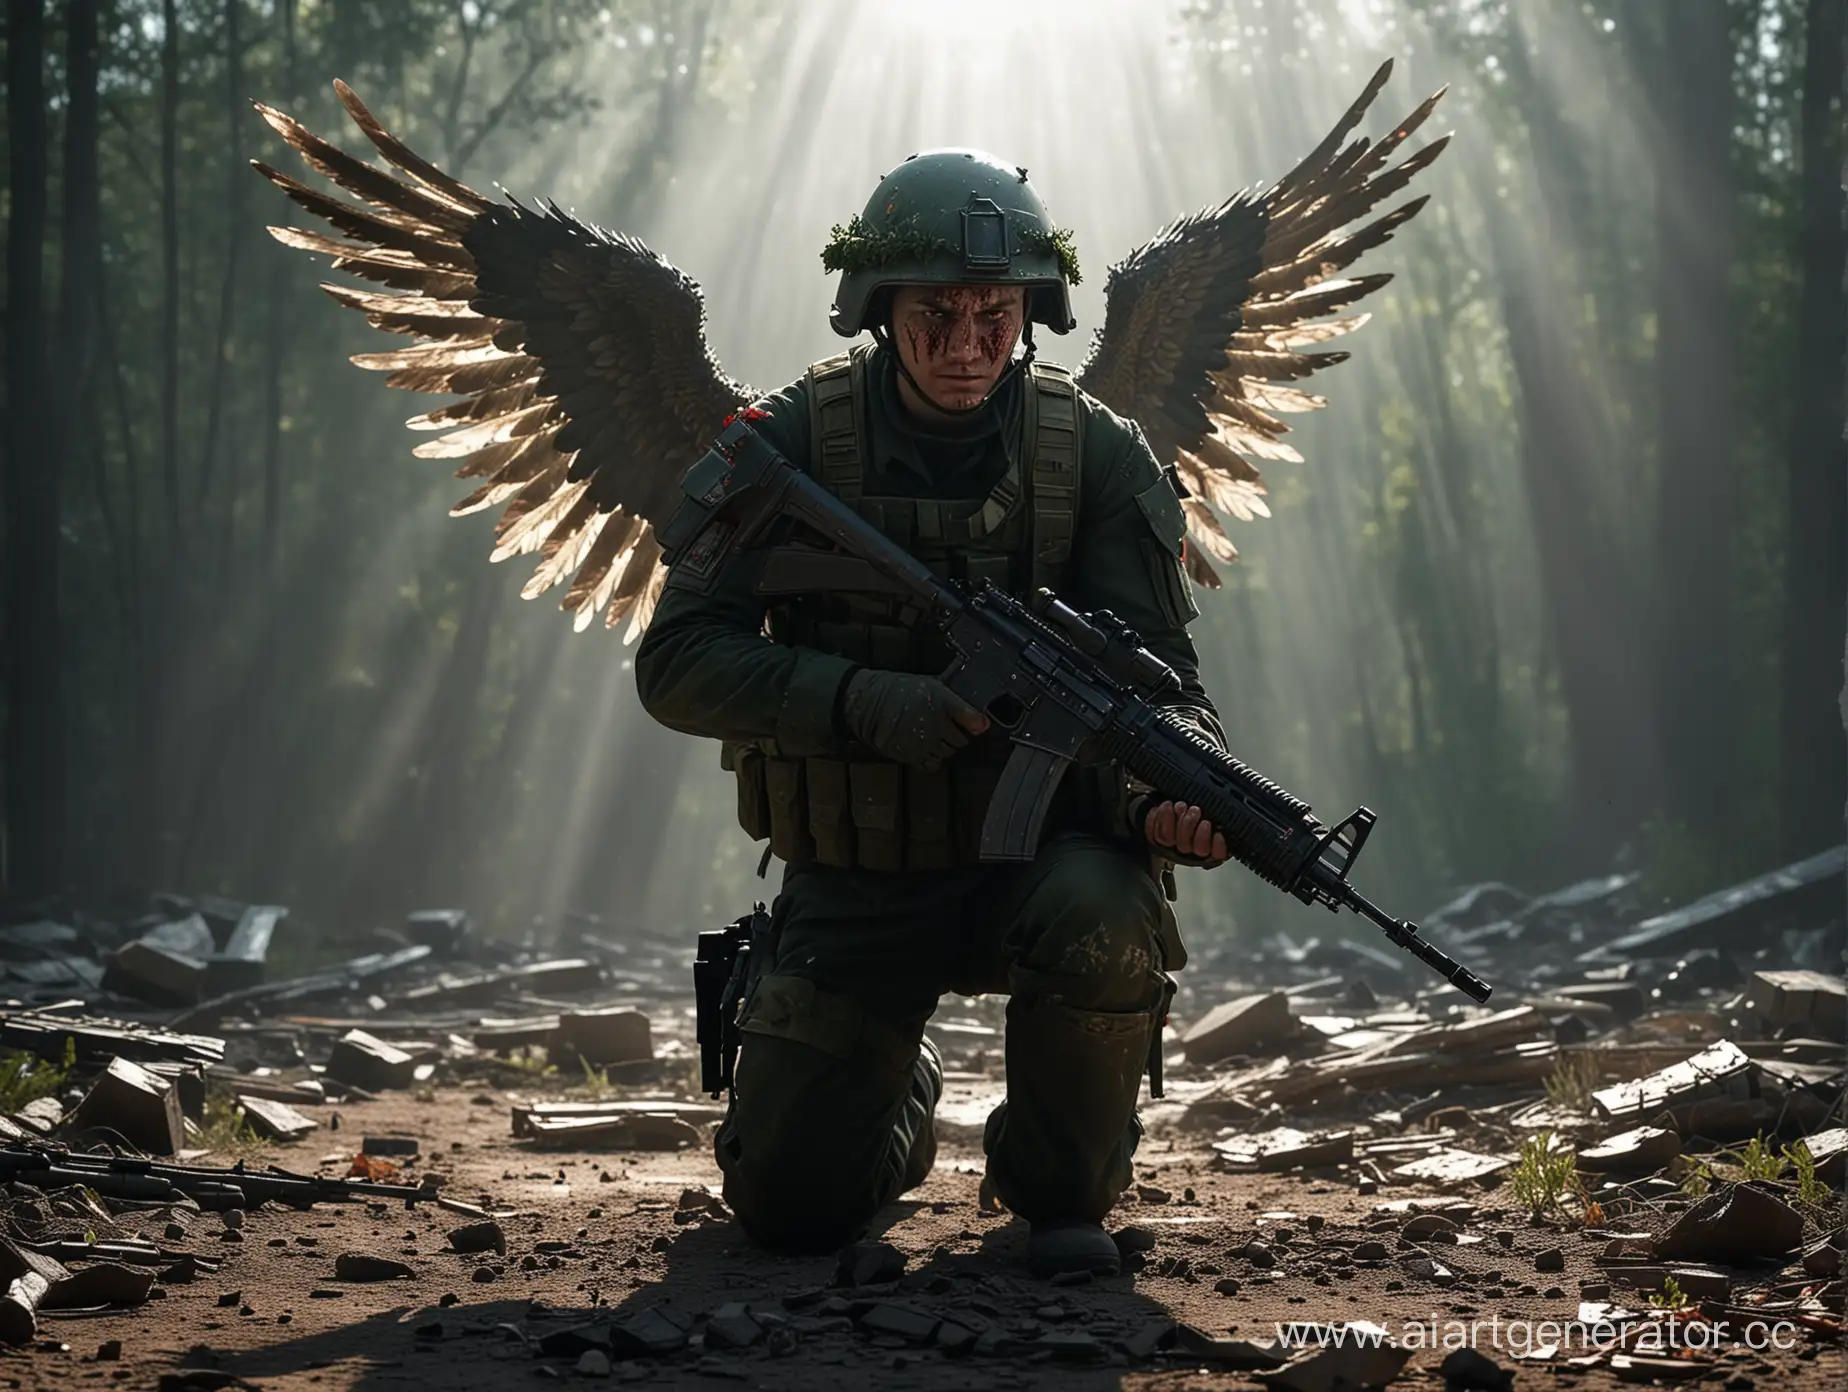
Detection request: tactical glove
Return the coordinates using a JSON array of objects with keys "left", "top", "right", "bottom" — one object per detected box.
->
[{"left": 841, "top": 670, "right": 988, "bottom": 768}]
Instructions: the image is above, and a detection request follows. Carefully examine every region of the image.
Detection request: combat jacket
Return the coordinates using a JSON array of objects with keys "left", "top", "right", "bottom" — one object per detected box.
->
[{"left": 634, "top": 343, "right": 1226, "bottom": 874}]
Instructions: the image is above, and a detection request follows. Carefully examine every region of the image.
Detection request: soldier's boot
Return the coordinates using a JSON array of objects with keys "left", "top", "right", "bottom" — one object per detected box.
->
[
  {"left": 896, "top": 1033, "right": 943, "bottom": 1194},
  {"left": 983, "top": 995, "right": 1155, "bottom": 1279}
]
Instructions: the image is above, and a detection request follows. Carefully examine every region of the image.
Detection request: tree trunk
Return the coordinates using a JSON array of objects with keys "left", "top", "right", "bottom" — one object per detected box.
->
[
  {"left": 261, "top": 0, "right": 297, "bottom": 568},
  {"left": 193, "top": 0, "right": 246, "bottom": 522},
  {"left": 1653, "top": 2, "right": 1740, "bottom": 841},
  {"left": 3, "top": 0, "right": 61, "bottom": 901},
  {"left": 1780, "top": 0, "right": 1848, "bottom": 856},
  {"left": 53, "top": 0, "right": 102, "bottom": 875}
]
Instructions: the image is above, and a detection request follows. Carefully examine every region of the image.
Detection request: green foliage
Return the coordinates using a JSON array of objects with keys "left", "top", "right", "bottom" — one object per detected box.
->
[
  {"left": 1507, "top": 1132, "right": 1583, "bottom": 1219},
  {"left": 198, "top": 1096, "right": 264, "bottom": 1157},
  {"left": 819, "top": 215, "right": 955, "bottom": 274},
  {"left": 1649, "top": 1274, "right": 1691, "bottom": 1310},
  {"left": 1543, "top": 1052, "right": 1602, "bottom": 1111},
  {"left": 506, "top": 1046, "right": 558, "bottom": 1080},
  {"left": 1784, "top": 1139, "right": 1833, "bottom": 1213},
  {"left": 1015, "top": 224, "right": 1082, "bottom": 286},
  {"left": 0, "top": 1041, "right": 76, "bottom": 1114},
  {"left": 1723, "top": 1133, "right": 1788, "bottom": 1182},
  {"left": 573, "top": 1060, "right": 613, "bottom": 1099}
]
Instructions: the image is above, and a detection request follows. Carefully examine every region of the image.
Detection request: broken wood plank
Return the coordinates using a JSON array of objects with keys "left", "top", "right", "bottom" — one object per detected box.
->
[
  {"left": 204, "top": 905, "right": 287, "bottom": 997},
  {"left": 403, "top": 908, "right": 471, "bottom": 956},
  {"left": 65, "top": 1057, "right": 186, "bottom": 1155},
  {"left": 1576, "top": 1126, "right": 1682, "bottom": 1173},
  {"left": 325, "top": 1029, "right": 416, "bottom": 1092},
  {"left": 1590, "top": 1040, "right": 1752, "bottom": 1121},
  {"left": 509, "top": 1099, "right": 724, "bottom": 1138},
  {"left": 1582, "top": 845, "right": 1845, "bottom": 961},
  {"left": 524, "top": 1113, "right": 701, "bottom": 1150},
  {"left": 397, "top": 958, "right": 603, "bottom": 1008},
  {"left": 547, "top": 1009, "right": 653, "bottom": 1069},
  {"left": 1745, "top": 970, "right": 1846, "bottom": 1039},
  {"left": 236, "top": 1095, "right": 318, "bottom": 1143},
  {"left": 1388, "top": 1148, "right": 1515, "bottom": 1183},
  {"left": 1178, "top": 992, "right": 1297, "bottom": 1064}
]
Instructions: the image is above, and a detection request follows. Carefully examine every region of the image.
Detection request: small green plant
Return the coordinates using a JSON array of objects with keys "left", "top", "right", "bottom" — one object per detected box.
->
[
  {"left": 1648, "top": 1274, "right": 1691, "bottom": 1309},
  {"left": 1729, "top": 1131, "right": 1788, "bottom": 1175},
  {"left": 197, "top": 1096, "right": 264, "bottom": 1157},
  {"left": 574, "top": 1060, "right": 613, "bottom": 1101},
  {"left": 1543, "top": 1052, "right": 1602, "bottom": 1111},
  {"left": 0, "top": 1040, "right": 75, "bottom": 1113},
  {"left": 1508, "top": 1131, "right": 1581, "bottom": 1218},
  {"left": 505, "top": 1046, "right": 558, "bottom": 1080},
  {"left": 1724, "top": 1133, "right": 1788, "bottom": 1182},
  {"left": 1680, "top": 1162, "right": 1715, "bottom": 1200},
  {"left": 1784, "top": 1140, "right": 1834, "bottom": 1211}
]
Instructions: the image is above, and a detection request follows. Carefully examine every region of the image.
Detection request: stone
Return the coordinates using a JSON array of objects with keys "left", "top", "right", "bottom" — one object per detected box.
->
[
  {"left": 858, "top": 1301, "right": 939, "bottom": 1343},
  {"left": 1655, "top": 1182, "right": 1804, "bottom": 1263},
  {"left": 702, "top": 1303, "right": 761, "bottom": 1349},
  {"left": 334, "top": 1254, "right": 414, "bottom": 1282},
  {"left": 575, "top": 1349, "right": 611, "bottom": 1377},
  {"left": 1442, "top": 1346, "right": 1514, "bottom": 1391},
  {"left": 448, "top": 1220, "right": 506, "bottom": 1256},
  {"left": 1534, "top": 1248, "right": 1564, "bottom": 1272},
  {"left": 835, "top": 1241, "right": 904, "bottom": 1287}
]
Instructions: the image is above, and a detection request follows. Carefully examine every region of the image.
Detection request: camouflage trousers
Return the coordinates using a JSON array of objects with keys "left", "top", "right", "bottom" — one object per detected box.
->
[{"left": 713, "top": 830, "right": 1172, "bottom": 1253}]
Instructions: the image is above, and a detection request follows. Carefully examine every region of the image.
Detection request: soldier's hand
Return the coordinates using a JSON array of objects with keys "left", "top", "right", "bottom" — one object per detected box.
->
[
  {"left": 1145, "top": 800, "right": 1229, "bottom": 868},
  {"left": 843, "top": 669, "right": 989, "bottom": 768}
]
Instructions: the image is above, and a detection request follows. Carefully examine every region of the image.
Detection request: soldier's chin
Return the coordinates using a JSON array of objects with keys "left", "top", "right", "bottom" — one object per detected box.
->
[{"left": 928, "top": 378, "right": 989, "bottom": 411}]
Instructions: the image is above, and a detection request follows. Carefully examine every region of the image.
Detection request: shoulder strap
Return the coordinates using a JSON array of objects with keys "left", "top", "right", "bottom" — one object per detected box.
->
[
  {"left": 1024, "top": 359, "right": 1081, "bottom": 587},
  {"left": 805, "top": 345, "right": 871, "bottom": 504}
]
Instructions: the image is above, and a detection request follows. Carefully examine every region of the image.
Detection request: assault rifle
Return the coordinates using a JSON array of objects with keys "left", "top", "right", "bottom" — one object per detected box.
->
[
  {"left": 0, "top": 1141, "right": 435, "bottom": 1210},
  {"left": 658, "top": 417, "right": 1491, "bottom": 1004}
]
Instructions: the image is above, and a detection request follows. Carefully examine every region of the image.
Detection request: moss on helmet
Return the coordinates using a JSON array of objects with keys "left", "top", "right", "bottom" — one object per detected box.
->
[
  {"left": 823, "top": 213, "right": 1082, "bottom": 288},
  {"left": 819, "top": 215, "right": 955, "bottom": 275},
  {"left": 1017, "top": 224, "right": 1081, "bottom": 287}
]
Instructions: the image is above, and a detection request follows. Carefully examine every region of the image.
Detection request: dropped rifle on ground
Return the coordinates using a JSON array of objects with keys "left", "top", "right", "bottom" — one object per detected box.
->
[
  {"left": 658, "top": 416, "right": 1492, "bottom": 1005},
  {"left": 0, "top": 1142, "right": 435, "bottom": 1210}
]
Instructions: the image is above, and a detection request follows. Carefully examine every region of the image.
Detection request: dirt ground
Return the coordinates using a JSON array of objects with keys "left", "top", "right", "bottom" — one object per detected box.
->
[{"left": 7, "top": 1076, "right": 1842, "bottom": 1392}]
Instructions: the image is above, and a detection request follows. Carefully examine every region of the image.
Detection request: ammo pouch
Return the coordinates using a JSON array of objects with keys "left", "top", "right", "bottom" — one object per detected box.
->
[{"left": 722, "top": 740, "right": 1008, "bottom": 872}]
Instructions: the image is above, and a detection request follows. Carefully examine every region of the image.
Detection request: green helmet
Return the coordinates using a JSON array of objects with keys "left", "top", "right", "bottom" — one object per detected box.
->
[{"left": 824, "top": 148, "right": 1080, "bottom": 339}]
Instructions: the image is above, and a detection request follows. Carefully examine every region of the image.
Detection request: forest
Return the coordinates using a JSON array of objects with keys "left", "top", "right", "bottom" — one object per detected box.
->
[{"left": 1, "top": 0, "right": 1843, "bottom": 948}]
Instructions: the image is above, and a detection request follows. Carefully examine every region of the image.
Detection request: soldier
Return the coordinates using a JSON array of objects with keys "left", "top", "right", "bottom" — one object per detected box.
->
[
  {"left": 258, "top": 63, "right": 1445, "bottom": 1282},
  {"left": 633, "top": 151, "right": 1231, "bottom": 1278}
]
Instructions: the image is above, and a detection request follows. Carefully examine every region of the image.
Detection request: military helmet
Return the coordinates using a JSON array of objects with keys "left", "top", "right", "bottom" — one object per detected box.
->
[{"left": 824, "top": 148, "right": 1080, "bottom": 338}]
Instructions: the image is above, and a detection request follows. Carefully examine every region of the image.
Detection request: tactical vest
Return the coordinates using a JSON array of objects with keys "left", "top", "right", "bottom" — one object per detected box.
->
[{"left": 724, "top": 344, "right": 1083, "bottom": 873}]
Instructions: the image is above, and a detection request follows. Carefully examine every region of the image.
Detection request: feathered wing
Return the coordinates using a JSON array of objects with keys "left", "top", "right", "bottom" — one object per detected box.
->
[
  {"left": 1076, "top": 59, "right": 1448, "bottom": 587},
  {"left": 254, "top": 82, "right": 752, "bottom": 640}
]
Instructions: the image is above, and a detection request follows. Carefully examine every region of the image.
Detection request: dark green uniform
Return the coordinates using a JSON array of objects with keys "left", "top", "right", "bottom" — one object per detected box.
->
[{"left": 635, "top": 341, "right": 1225, "bottom": 1253}]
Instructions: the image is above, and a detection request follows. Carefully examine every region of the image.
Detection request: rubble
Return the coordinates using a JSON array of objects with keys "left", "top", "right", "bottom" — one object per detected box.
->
[
  {"left": 0, "top": 847, "right": 1834, "bottom": 1388},
  {"left": 1180, "top": 991, "right": 1297, "bottom": 1063},
  {"left": 65, "top": 1056, "right": 187, "bottom": 1154}
]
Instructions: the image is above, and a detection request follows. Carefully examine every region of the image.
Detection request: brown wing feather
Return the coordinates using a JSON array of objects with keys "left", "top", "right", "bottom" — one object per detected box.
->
[
  {"left": 255, "top": 84, "right": 750, "bottom": 637},
  {"left": 1076, "top": 60, "right": 1446, "bottom": 585}
]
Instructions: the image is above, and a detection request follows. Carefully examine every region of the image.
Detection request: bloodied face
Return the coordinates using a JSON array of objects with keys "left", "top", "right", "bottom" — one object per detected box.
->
[{"left": 889, "top": 284, "right": 1027, "bottom": 415}]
